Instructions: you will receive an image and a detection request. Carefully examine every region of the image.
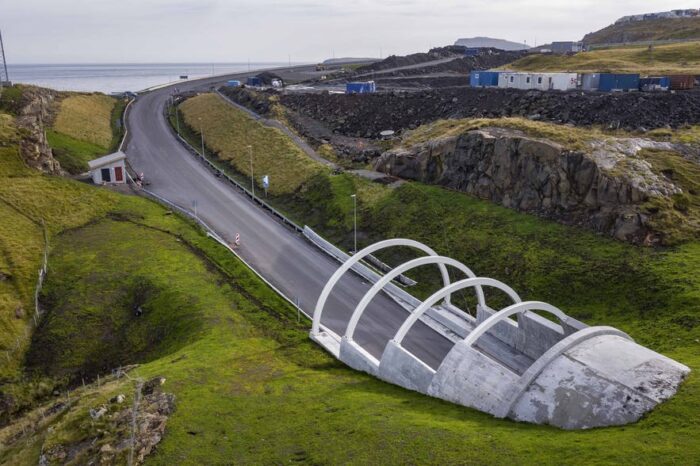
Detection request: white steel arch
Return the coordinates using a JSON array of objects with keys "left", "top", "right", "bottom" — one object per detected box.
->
[
  {"left": 311, "top": 238, "right": 451, "bottom": 335},
  {"left": 344, "top": 256, "right": 485, "bottom": 341},
  {"left": 462, "top": 301, "right": 569, "bottom": 348},
  {"left": 392, "top": 277, "right": 522, "bottom": 345}
]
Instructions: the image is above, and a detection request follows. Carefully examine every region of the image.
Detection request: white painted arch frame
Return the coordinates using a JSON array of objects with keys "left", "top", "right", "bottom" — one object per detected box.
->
[
  {"left": 462, "top": 301, "right": 570, "bottom": 348},
  {"left": 344, "top": 256, "right": 486, "bottom": 341},
  {"left": 393, "top": 277, "right": 523, "bottom": 345},
  {"left": 312, "top": 239, "right": 454, "bottom": 335}
]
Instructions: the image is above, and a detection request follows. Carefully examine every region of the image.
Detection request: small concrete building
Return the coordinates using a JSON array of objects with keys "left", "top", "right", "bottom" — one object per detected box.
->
[{"left": 88, "top": 151, "right": 127, "bottom": 184}]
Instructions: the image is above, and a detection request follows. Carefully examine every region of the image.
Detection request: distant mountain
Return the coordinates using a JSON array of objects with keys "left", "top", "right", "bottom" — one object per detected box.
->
[
  {"left": 454, "top": 37, "right": 530, "bottom": 51},
  {"left": 583, "top": 16, "right": 700, "bottom": 45}
]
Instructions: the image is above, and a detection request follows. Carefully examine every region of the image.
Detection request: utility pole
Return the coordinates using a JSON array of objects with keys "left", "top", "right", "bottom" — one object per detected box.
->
[
  {"left": 351, "top": 194, "right": 357, "bottom": 254},
  {"left": 247, "top": 145, "right": 255, "bottom": 199},
  {"left": 0, "top": 29, "right": 9, "bottom": 89}
]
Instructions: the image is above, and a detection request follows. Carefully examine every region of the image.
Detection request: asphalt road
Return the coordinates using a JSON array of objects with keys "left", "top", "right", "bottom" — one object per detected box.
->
[{"left": 124, "top": 66, "right": 454, "bottom": 368}]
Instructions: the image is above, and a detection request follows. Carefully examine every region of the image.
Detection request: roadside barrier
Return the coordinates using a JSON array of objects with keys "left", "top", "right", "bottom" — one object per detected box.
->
[{"left": 162, "top": 103, "right": 417, "bottom": 287}]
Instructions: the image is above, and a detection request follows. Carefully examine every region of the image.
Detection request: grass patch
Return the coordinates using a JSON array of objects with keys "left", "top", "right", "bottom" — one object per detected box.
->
[
  {"left": 52, "top": 94, "right": 117, "bottom": 149},
  {"left": 586, "top": 17, "right": 700, "bottom": 45},
  {"left": 47, "top": 93, "right": 126, "bottom": 174},
  {"left": 179, "top": 93, "right": 323, "bottom": 195},
  {"left": 399, "top": 116, "right": 607, "bottom": 151},
  {"left": 0, "top": 86, "right": 24, "bottom": 115},
  {"left": 46, "top": 130, "right": 107, "bottom": 174},
  {"left": 25, "top": 219, "right": 210, "bottom": 383},
  {"left": 509, "top": 40, "right": 700, "bottom": 74},
  {"left": 640, "top": 149, "right": 700, "bottom": 243}
]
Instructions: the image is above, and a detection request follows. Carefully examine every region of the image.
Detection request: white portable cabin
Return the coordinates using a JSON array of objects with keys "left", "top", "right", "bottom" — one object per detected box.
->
[
  {"left": 498, "top": 72, "right": 578, "bottom": 91},
  {"left": 88, "top": 151, "right": 127, "bottom": 184},
  {"left": 543, "top": 73, "right": 578, "bottom": 91}
]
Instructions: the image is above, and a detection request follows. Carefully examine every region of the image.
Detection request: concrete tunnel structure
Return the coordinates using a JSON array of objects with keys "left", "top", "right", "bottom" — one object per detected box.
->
[{"left": 310, "top": 239, "right": 690, "bottom": 430}]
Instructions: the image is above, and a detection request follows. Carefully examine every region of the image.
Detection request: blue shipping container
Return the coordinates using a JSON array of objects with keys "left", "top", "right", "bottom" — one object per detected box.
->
[
  {"left": 465, "top": 48, "right": 480, "bottom": 57},
  {"left": 346, "top": 81, "right": 376, "bottom": 94},
  {"left": 639, "top": 77, "right": 670, "bottom": 91},
  {"left": 246, "top": 76, "right": 262, "bottom": 86},
  {"left": 598, "top": 73, "right": 640, "bottom": 92},
  {"left": 227, "top": 80, "right": 241, "bottom": 87},
  {"left": 469, "top": 71, "right": 500, "bottom": 87}
]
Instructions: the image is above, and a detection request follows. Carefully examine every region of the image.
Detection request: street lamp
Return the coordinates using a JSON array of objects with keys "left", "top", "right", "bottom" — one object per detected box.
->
[
  {"left": 351, "top": 194, "right": 357, "bottom": 254},
  {"left": 247, "top": 145, "right": 255, "bottom": 199}
]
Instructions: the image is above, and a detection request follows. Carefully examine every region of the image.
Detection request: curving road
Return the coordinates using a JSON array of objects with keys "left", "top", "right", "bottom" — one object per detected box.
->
[{"left": 124, "top": 66, "right": 454, "bottom": 368}]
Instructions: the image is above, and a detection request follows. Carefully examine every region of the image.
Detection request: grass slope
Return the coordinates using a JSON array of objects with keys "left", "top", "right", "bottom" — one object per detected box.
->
[
  {"left": 53, "top": 94, "right": 117, "bottom": 148},
  {"left": 509, "top": 40, "right": 700, "bottom": 74},
  {"left": 48, "top": 94, "right": 125, "bottom": 174},
  {"left": 584, "top": 17, "right": 700, "bottom": 45},
  {"left": 179, "top": 93, "right": 322, "bottom": 195},
  {"left": 0, "top": 105, "right": 116, "bottom": 391},
  {"left": 4, "top": 189, "right": 699, "bottom": 465}
]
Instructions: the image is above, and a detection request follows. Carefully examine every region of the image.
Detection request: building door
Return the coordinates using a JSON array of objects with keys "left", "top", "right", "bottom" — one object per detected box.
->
[
  {"left": 114, "top": 166, "right": 124, "bottom": 182},
  {"left": 101, "top": 168, "right": 111, "bottom": 182}
]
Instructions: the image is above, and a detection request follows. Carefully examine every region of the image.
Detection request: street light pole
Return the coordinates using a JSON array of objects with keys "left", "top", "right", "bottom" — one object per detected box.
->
[
  {"left": 351, "top": 194, "right": 357, "bottom": 254},
  {"left": 247, "top": 145, "right": 255, "bottom": 199}
]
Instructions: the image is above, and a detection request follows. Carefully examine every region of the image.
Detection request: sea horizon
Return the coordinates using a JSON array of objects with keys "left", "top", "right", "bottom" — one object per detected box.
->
[{"left": 6, "top": 62, "right": 300, "bottom": 93}]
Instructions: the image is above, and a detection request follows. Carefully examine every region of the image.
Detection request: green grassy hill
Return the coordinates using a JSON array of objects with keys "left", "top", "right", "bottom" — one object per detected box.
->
[
  {"left": 509, "top": 40, "right": 700, "bottom": 74},
  {"left": 584, "top": 17, "right": 700, "bottom": 45},
  {"left": 1, "top": 87, "right": 700, "bottom": 463}
]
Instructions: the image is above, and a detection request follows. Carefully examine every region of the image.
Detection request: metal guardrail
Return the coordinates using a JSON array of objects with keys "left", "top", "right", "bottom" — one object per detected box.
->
[
  {"left": 166, "top": 101, "right": 417, "bottom": 288},
  {"left": 303, "top": 226, "right": 421, "bottom": 307},
  {"left": 163, "top": 105, "right": 304, "bottom": 233},
  {"left": 303, "top": 226, "right": 417, "bottom": 288}
]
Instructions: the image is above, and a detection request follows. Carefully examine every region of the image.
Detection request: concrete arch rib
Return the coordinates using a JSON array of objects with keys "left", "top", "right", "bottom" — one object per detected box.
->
[
  {"left": 462, "top": 301, "right": 569, "bottom": 349},
  {"left": 311, "top": 239, "right": 449, "bottom": 336},
  {"left": 344, "top": 256, "right": 485, "bottom": 341},
  {"left": 393, "top": 278, "right": 522, "bottom": 346}
]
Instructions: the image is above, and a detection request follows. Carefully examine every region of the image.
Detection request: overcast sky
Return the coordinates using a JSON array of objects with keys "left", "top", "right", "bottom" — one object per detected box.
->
[{"left": 3, "top": 0, "right": 699, "bottom": 64}]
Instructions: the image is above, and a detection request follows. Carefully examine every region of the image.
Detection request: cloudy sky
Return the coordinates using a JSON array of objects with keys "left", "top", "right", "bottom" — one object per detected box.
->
[{"left": 3, "top": 0, "right": 698, "bottom": 63}]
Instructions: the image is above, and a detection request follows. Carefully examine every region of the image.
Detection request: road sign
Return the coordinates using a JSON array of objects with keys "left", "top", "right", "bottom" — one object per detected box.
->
[{"left": 262, "top": 175, "right": 269, "bottom": 197}]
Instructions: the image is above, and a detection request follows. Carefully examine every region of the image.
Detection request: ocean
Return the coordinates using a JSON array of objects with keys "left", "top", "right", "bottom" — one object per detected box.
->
[{"left": 6, "top": 63, "right": 289, "bottom": 94}]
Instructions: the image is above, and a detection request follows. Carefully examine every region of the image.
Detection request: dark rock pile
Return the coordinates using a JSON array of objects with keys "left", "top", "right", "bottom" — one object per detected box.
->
[
  {"left": 280, "top": 87, "right": 700, "bottom": 137},
  {"left": 219, "top": 87, "right": 271, "bottom": 115}
]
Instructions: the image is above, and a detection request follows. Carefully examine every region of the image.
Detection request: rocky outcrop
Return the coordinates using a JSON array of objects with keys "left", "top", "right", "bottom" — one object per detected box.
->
[
  {"left": 374, "top": 128, "right": 682, "bottom": 243},
  {"left": 15, "top": 86, "right": 62, "bottom": 175},
  {"left": 40, "top": 376, "right": 175, "bottom": 466}
]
